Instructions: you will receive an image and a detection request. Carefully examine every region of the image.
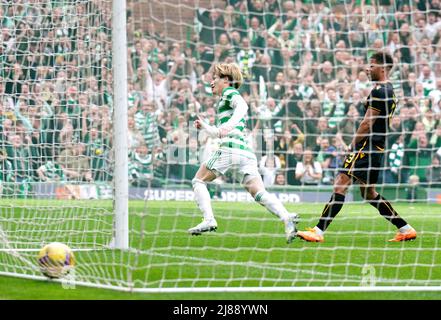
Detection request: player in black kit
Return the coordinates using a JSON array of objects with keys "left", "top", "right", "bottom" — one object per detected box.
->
[{"left": 297, "top": 52, "right": 417, "bottom": 242}]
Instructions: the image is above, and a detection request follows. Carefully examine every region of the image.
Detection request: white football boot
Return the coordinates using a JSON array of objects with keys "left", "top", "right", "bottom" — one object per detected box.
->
[
  {"left": 188, "top": 219, "right": 218, "bottom": 235},
  {"left": 284, "top": 213, "right": 299, "bottom": 244}
]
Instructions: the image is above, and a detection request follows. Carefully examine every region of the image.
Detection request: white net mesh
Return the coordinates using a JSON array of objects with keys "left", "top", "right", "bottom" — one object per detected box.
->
[
  {"left": 0, "top": 0, "right": 120, "bottom": 286},
  {"left": 1, "top": 0, "right": 441, "bottom": 291}
]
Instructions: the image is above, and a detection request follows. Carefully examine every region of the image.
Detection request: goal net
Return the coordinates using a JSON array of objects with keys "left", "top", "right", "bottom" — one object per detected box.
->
[
  {"left": 0, "top": 0, "right": 123, "bottom": 287},
  {"left": 1, "top": 0, "right": 441, "bottom": 292}
]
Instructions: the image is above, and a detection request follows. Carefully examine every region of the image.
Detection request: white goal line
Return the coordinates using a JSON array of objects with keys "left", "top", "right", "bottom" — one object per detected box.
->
[
  {"left": 1, "top": 271, "right": 441, "bottom": 293},
  {"left": 129, "top": 286, "right": 441, "bottom": 293},
  {"left": 0, "top": 248, "right": 99, "bottom": 252}
]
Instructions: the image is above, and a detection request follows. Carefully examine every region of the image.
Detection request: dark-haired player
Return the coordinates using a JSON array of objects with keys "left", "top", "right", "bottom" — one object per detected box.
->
[{"left": 297, "top": 52, "right": 417, "bottom": 242}]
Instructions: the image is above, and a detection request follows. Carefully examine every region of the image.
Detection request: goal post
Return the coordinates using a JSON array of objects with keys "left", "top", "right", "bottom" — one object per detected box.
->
[
  {"left": 111, "top": 0, "right": 129, "bottom": 250},
  {"left": 0, "top": 0, "right": 131, "bottom": 287}
]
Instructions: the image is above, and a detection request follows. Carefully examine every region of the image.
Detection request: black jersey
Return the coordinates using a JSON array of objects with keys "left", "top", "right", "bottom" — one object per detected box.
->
[{"left": 360, "top": 82, "right": 398, "bottom": 150}]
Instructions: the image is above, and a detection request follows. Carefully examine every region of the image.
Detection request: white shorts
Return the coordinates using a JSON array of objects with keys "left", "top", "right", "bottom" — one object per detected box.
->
[{"left": 204, "top": 148, "right": 260, "bottom": 183}]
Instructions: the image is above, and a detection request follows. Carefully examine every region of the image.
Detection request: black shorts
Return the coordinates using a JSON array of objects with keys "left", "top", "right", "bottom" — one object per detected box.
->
[{"left": 340, "top": 143, "right": 384, "bottom": 184}]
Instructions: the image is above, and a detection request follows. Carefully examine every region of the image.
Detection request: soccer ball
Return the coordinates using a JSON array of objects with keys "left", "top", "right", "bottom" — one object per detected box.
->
[{"left": 37, "top": 242, "right": 75, "bottom": 279}]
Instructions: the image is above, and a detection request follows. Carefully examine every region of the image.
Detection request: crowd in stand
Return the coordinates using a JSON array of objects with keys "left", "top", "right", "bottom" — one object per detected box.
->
[
  {"left": 1, "top": 0, "right": 441, "bottom": 196},
  {"left": 0, "top": 0, "right": 113, "bottom": 195},
  {"left": 139, "top": 0, "right": 441, "bottom": 189}
]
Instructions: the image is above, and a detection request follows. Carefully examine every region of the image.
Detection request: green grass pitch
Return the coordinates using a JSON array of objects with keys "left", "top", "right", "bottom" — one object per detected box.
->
[{"left": 1, "top": 199, "right": 441, "bottom": 300}]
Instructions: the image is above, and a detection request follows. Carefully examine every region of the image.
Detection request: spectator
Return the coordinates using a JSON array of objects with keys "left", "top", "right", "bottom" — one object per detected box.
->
[
  {"left": 417, "top": 65, "right": 436, "bottom": 97},
  {"left": 426, "top": 154, "right": 441, "bottom": 188},
  {"left": 267, "top": 72, "right": 286, "bottom": 101},
  {"left": 313, "top": 61, "right": 335, "bottom": 84},
  {"left": 0, "top": 148, "right": 14, "bottom": 195},
  {"left": 425, "top": 11, "right": 441, "bottom": 41},
  {"left": 428, "top": 78, "right": 441, "bottom": 112},
  {"left": 236, "top": 37, "right": 257, "bottom": 84},
  {"left": 286, "top": 142, "right": 303, "bottom": 186},
  {"left": 215, "top": 33, "right": 235, "bottom": 62},
  {"left": 405, "top": 134, "right": 433, "bottom": 183},
  {"left": 297, "top": 74, "right": 315, "bottom": 100},
  {"left": 295, "top": 148, "right": 323, "bottom": 186},
  {"left": 400, "top": 104, "right": 419, "bottom": 144},
  {"left": 127, "top": 116, "right": 144, "bottom": 152},
  {"left": 422, "top": 109, "right": 437, "bottom": 133},
  {"left": 251, "top": 54, "right": 277, "bottom": 97},
  {"left": 387, "top": 114, "right": 403, "bottom": 147},
  {"left": 128, "top": 144, "right": 156, "bottom": 188},
  {"left": 338, "top": 104, "right": 360, "bottom": 146},
  {"left": 354, "top": 71, "right": 370, "bottom": 92},
  {"left": 259, "top": 153, "right": 282, "bottom": 187},
  {"left": 6, "top": 134, "right": 33, "bottom": 182},
  {"left": 385, "top": 134, "right": 405, "bottom": 184},
  {"left": 0, "top": 118, "right": 15, "bottom": 149},
  {"left": 144, "top": 55, "right": 180, "bottom": 110},
  {"left": 405, "top": 174, "right": 427, "bottom": 202},
  {"left": 57, "top": 143, "right": 93, "bottom": 183},
  {"left": 264, "top": 35, "right": 283, "bottom": 74},
  {"left": 274, "top": 172, "right": 286, "bottom": 186},
  {"left": 135, "top": 100, "right": 160, "bottom": 150},
  {"left": 316, "top": 137, "right": 333, "bottom": 184},
  {"left": 313, "top": 117, "right": 335, "bottom": 147},
  {"left": 84, "top": 127, "right": 110, "bottom": 181},
  {"left": 224, "top": 5, "right": 247, "bottom": 39},
  {"left": 37, "top": 160, "right": 66, "bottom": 182},
  {"left": 196, "top": 7, "right": 225, "bottom": 46},
  {"left": 248, "top": 16, "right": 266, "bottom": 52},
  {"left": 321, "top": 88, "right": 346, "bottom": 129},
  {"left": 182, "top": 137, "right": 200, "bottom": 183},
  {"left": 430, "top": 126, "right": 441, "bottom": 149},
  {"left": 304, "top": 99, "right": 322, "bottom": 148},
  {"left": 274, "top": 129, "right": 293, "bottom": 168}
]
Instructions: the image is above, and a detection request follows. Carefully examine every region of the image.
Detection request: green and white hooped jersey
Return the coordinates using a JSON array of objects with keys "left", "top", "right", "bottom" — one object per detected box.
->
[
  {"left": 216, "top": 87, "right": 254, "bottom": 158},
  {"left": 128, "top": 152, "right": 153, "bottom": 179}
]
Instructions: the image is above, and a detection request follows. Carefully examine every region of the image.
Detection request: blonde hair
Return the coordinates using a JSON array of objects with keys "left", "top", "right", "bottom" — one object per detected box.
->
[{"left": 213, "top": 63, "right": 243, "bottom": 89}]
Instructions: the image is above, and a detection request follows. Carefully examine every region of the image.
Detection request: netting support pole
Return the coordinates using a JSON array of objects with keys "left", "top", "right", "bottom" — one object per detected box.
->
[{"left": 111, "top": 0, "right": 129, "bottom": 250}]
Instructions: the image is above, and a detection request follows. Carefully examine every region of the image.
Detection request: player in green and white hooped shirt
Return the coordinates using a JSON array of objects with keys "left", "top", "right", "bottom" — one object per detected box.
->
[{"left": 188, "top": 63, "right": 299, "bottom": 244}]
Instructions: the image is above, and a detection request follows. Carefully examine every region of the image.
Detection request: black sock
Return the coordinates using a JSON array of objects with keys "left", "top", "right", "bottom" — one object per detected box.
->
[
  {"left": 368, "top": 194, "right": 407, "bottom": 229},
  {"left": 316, "top": 193, "right": 346, "bottom": 232}
]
